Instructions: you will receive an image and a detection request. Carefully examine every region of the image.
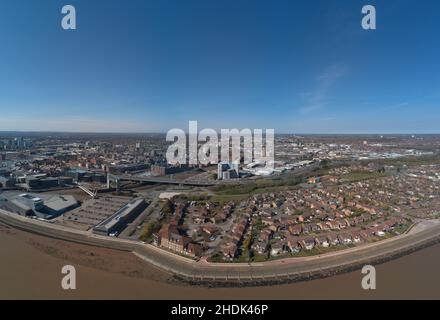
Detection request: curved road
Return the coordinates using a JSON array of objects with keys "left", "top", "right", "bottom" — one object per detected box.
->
[{"left": 1, "top": 208, "right": 440, "bottom": 285}]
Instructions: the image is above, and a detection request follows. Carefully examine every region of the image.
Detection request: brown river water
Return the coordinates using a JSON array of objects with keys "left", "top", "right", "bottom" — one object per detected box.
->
[{"left": 0, "top": 223, "right": 439, "bottom": 299}]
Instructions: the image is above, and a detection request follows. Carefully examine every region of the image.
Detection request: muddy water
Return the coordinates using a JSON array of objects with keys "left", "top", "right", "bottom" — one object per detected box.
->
[{"left": 0, "top": 224, "right": 439, "bottom": 299}]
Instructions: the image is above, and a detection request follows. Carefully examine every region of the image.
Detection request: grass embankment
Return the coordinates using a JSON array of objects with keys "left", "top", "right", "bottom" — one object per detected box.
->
[
  {"left": 340, "top": 170, "right": 388, "bottom": 183},
  {"left": 138, "top": 200, "right": 174, "bottom": 241},
  {"left": 273, "top": 244, "right": 355, "bottom": 260},
  {"left": 139, "top": 221, "right": 162, "bottom": 242},
  {"left": 373, "top": 153, "right": 440, "bottom": 168},
  {"left": 177, "top": 177, "right": 305, "bottom": 205},
  {"left": 212, "top": 175, "right": 305, "bottom": 196},
  {"left": 208, "top": 244, "right": 356, "bottom": 263}
]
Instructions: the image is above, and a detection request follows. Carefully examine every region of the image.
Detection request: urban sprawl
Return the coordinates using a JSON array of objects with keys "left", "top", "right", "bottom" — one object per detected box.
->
[{"left": 1, "top": 133, "right": 440, "bottom": 264}]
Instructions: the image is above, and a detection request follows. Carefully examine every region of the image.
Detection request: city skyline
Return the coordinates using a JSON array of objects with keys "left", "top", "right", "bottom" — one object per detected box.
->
[{"left": 1, "top": 0, "right": 440, "bottom": 133}]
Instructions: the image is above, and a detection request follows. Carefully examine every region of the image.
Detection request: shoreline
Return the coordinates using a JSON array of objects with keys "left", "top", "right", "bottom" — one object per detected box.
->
[
  {"left": 3, "top": 222, "right": 440, "bottom": 299},
  {"left": 180, "top": 236, "right": 440, "bottom": 288},
  {"left": 1, "top": 208, "right": 440, "bottom": 287}
]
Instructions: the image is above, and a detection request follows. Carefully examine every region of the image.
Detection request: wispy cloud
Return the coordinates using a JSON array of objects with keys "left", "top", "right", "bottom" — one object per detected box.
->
[{"left": 299, "top": 64, "right": 347, "bottom": 114}]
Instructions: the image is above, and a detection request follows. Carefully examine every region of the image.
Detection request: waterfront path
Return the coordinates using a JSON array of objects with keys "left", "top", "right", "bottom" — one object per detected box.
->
[{"left": 2, "top": 208, "right": 440, "bottom": 285}]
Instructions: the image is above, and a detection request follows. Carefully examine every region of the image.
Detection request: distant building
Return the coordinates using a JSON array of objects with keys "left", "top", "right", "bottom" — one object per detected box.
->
[
  {"left": 65, "top": 168, "right": 87, "bottom": 181},
  {"left": 151, "top": 165, "right": 166, "bottom": 176},
  {"left": 109, "top": 163, "right": 148, "bottom": 174},
  {"left": 0, "top": 168, "right": 11, "bottom": 177},
  {"left": 217, "top": 162, "right": 239, "bottom": 180},
  {"left": 58, "top": 176, "right": 74, "bottom": 186},
  {"left": 26, "top": 176, "right": 59, "bottom": 190},
  {"left": 0, "top": 176, "right": 15, "bottom": 188},
  {"left": 79, "top": 173, "right": 106, "bottom": 183},
  {"left": 22, "top": 175, "right": 76, "bottom": 191}
]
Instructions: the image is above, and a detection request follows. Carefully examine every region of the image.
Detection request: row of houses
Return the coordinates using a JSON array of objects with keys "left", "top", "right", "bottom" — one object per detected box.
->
[
  {"left": 265, "top": 217, "right": 406, "bottom": 256},
  {"left": 287, "top": 214, "right": 373, "bottom": 235},
  {"left": 187, "top": 201, "right": 234, "bottom": 225},
  {"left": 219, "top": 216, "right": 250, "bottom": 260},
  {"left": 170, "top": 202, "right": 186, "bottom": 225}
]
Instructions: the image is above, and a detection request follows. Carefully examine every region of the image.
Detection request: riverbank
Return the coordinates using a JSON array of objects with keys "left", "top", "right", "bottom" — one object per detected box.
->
[
  {"left": 1, "top": 208, "right": 440, "bottom": 286},
  {"left": 1, "top": 222, "right": 440, "bottom": 299}
]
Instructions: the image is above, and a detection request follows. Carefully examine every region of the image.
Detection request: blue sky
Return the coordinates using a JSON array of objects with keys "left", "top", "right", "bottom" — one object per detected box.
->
[{"left": 0, "top": 0, "right": 439, "bottom": 133}]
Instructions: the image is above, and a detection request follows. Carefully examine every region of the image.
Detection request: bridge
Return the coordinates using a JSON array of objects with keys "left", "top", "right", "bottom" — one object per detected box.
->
[
  {"left": 76, "top": 183, "right": 98, "bottom": 198},
  {"left": 116, "top": 174, "right": 218, "bottom": 186}
]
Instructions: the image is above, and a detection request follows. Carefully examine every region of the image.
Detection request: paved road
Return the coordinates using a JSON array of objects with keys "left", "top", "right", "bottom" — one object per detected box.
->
[
  {"left": 118, "top": 175, "right": 218, "bottom": 186},
  {"left": 1, "top": 208, "right": 440, "bottom": 285}
]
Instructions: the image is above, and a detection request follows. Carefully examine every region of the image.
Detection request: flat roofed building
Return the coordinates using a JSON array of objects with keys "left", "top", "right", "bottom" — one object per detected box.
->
[
  {"left": 93, "top": 198, "right": 147, "bottom": 235},
  {"left": 0, "top": 191, "right": 79, "bottom": 219}
]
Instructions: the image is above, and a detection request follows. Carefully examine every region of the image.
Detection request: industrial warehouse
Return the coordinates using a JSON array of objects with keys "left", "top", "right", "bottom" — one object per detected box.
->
[
  {"left": 92, "top": 198, "right": 148, "bottom": 236},
  {"left": 0, "top": 189, "right": 148, "bottom": 238},
  {"left": 0, "top": 191, "right": 79, "bottom": 219},
  {"left": 55, "top": 195, "right": 148, "bottom": 234}
]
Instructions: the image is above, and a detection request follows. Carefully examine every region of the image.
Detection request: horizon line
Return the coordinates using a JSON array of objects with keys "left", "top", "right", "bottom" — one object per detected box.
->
[{"left": 1, "top": 130, "right": 440, "bottom": 136}]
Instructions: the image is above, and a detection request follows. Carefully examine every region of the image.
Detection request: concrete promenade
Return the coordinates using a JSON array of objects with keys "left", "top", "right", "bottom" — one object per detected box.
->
[{"left": 1, "top": 208, "right": 440, "bottom": 286}]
